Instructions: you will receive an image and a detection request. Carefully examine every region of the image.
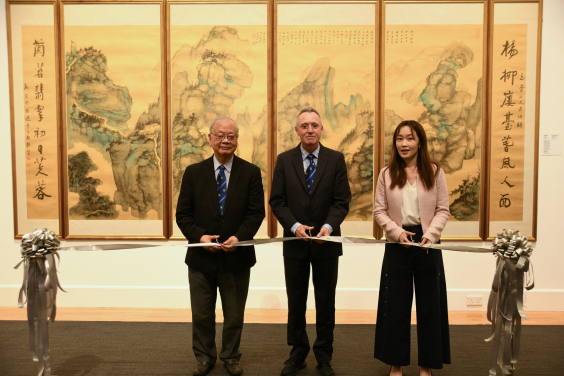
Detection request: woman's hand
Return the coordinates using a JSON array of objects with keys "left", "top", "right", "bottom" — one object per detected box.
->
[
  {"left": 398, "top": 231, "right": 416, "bottom": 248},
  {"left": 419, "top": 237, "right": 432, "bottom": 246}
]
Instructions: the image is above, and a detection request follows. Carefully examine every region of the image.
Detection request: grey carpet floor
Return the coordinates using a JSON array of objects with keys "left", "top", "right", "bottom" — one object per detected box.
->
[{"left": 1, "top": 322, "right": 563, "bottom": 375}]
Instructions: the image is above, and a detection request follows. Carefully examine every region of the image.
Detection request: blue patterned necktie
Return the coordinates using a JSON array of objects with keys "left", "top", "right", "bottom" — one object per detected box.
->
[
  {"left": 217, "top": 165, "right": 227, "bottom": 215},
  {"left": 305, "top": 153, "right": 316, "bottom": 196}
]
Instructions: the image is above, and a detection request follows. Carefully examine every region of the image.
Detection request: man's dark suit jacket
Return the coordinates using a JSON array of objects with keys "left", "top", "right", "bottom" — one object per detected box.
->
[
  {"left": 269, "top": 144, "right": 351, "bottom": 259},
  {"left": 176, "top": 155, "right": 265, "bottom": 274}
]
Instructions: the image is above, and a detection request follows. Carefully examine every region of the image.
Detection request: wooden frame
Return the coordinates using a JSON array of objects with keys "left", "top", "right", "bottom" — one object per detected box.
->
[
  {"left": 6, "top": 0, "right": 542, "bottom": 241},
  {"left": 273, "top": 0, "right": 379, "bottom": 238},
  {"left": 166, "top": 0, "right": 272, "bottom": 239},
  {"left": 379, "top": 0, "right": 489, "bottom": 241},
  {"left": 7, "top": 0, "right": 63, "bottom": 238},
  {"left": 59, "top": 0, "right": 168, "bottom": 239},
  {"left": 485, "top": 0, "right": 542, "bottom": 240}
]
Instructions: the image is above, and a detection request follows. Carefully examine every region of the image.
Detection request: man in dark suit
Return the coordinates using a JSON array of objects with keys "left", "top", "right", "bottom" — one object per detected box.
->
[
  {"left": 269, "top": 107, "right": 351, "bottom": 376},
  {"left": 176, "top": 116, "right": 265, "bottom": 376}
]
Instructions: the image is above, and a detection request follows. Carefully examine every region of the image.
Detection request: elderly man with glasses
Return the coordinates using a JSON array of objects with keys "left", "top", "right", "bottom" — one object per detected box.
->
[{"left": 176, "top": 116, "right": 265, "bottom": 376}]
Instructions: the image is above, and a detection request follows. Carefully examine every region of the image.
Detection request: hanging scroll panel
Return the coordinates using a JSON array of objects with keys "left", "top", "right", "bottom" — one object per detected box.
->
[
  {"left": 383, "top": 1, "right": 486, "bottom": 240},
  {"left": 62, "top": 3, "right": 165, "bottom": 238},
  {"left": 488, "top": 1, "right": 541, "bottom": 239},
  {"left": 169, "top": 2, "right": 269, "bottom": 239},
  {"left": 8, "top": 3, "right": 61, "bottom": 237},
  {"left": 276, "top": 2, "right": 377, "bottom": 237}
]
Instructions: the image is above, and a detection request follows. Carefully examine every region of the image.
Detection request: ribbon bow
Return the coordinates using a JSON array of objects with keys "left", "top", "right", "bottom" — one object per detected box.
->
[
  {"left": 486, "top": 229, "right": 534, "bottom": 376},
  {"left": 15, "top": 228, "right": 66, "bottom": 376}
]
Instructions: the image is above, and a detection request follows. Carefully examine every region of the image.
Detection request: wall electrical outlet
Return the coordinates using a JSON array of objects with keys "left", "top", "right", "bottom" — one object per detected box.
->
[{"left": 467, "top": 295, "right": 483, "bottom": 306}]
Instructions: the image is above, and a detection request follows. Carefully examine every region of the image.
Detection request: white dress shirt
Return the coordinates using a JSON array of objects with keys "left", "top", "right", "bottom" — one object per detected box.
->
[
  {"left": 401, "top": 179, "right": 421, "bottom": 226},
  {"left": 213, "top": 155, "right": 234, "bottom": 189},
  {"left": 291, "top": 144, "right": 333, "bottom": 235}
]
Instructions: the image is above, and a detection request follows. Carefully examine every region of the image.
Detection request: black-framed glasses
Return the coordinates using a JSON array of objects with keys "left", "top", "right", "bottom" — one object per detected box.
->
[{"left": 211, "top": 133, "right": 238, "bottom": 142}]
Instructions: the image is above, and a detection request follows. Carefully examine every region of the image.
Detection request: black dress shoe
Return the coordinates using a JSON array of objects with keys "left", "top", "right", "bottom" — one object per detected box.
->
[
  {"left": 225, "top": 359, "right": 243, "bottom": 376},
  {"left": 316, "top": 360, "right": 335, "bottom": 376},
  {"left": 193, "top": 361, "right": 214, "bottom": 376},
  {"left": 280, "top": 358, "right": 307, "bottom": 376}
]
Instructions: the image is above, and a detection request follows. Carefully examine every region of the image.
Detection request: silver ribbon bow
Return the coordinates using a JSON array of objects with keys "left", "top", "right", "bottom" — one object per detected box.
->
[
  {"left": 485, "top": 229, "right": 534, "bottom": 376},
  {"left": 14, "top": 228, "right": 66, "bottom": 376}
]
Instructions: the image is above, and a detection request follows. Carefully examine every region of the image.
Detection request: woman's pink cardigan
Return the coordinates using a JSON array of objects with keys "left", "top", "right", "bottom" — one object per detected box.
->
[{"left": 373, "top": 167, "right": 450, "bottom": 243}]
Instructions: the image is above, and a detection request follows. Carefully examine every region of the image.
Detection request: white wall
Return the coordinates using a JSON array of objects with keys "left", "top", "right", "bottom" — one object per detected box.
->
[{"left": 1, "top": 0, "right": 563, "bottom": 312}]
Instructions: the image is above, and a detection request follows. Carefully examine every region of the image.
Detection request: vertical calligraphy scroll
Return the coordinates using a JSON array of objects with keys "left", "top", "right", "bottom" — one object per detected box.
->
[
  {"left": 383, "top": 2, "right": 486, "bottom": 240},
  {"left": 276, "top": 2, "right": 377, "bottom": 237},
  {"left": 169, "top": 2, "right": 269, "bottom": 238},
  {"left": 8, "top": 3, "right": 60, "bottom": 237},
  {"left": 490, "top": 26, "right": 526, "bottom": 221},
  {"left": 62, "top": 3, "right": 165, "bottom": 238},
  {"left": 488, "top": 2, "right": 541, "bottom": 239},
  {"left": 22, "top": 27, "right": 59, "bottom": 219}
]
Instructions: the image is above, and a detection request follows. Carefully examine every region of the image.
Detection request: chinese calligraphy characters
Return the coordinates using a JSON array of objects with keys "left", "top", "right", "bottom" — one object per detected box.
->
[
  {"left": 279, "top": 29, "right": 374, "bottom": 46},
  {"left": 21, "top": 26, "right": 59, "bottom": 220},
  {"left": 490, "top": 25, "right": 527, "bottom": 221}
]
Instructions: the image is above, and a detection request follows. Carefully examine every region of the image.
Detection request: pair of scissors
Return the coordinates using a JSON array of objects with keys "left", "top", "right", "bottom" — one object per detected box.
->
[{"left": 409, "top": 234, "right": 429, "bottom": 254}]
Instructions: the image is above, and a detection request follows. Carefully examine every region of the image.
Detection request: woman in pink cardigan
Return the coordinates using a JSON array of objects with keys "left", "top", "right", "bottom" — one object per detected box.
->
[{"left": 373, "top": 120, "right": 450, "bottom": 376}]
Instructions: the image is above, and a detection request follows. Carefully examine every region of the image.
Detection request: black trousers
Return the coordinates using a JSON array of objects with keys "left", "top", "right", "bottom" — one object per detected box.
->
[
  {"left": 284, "top": 251, "right": 339, "bottom": 363},
  {"left": 188, "top": 266, "right": 250, "bottom": 364},
  {"left": 374, "top": 225, "right": 451, "bottom": 369}
]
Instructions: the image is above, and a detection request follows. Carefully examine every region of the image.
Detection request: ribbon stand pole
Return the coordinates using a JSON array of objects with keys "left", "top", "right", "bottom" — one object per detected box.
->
[
  {"left": 485, "top": 229, "right": 534, "bottom": 376},
  {"left": 15, "top": 229, "right": 65, "bottom": 376}
]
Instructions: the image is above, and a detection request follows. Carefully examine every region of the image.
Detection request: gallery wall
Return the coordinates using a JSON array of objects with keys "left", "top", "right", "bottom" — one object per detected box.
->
[{"left": 1, "top": 0, "right": 563, "bottom": 312}]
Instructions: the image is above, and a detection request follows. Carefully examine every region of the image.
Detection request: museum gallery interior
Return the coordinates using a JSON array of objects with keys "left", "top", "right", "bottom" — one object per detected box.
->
[{"left": 1, "top": 0, "right": 563, "bottom": 375}]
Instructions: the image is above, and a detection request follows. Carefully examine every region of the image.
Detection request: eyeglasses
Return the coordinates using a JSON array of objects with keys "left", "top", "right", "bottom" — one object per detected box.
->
[
  {"left": 211, "top": 133, "right": 238, "bottom": 142},
  {"left": 299, "top": 124, "right": 320, "bottom": 130}
]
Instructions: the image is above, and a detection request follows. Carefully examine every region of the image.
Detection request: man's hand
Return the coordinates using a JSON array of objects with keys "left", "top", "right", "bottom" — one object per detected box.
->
[
  {"left": 200, "top": 235, "right": 221, "bottom": 252},
  {"left": 314, "top": 226, "right": 331, "bottom": 244},
  {"left": 398, "top": 231, "right": 416, "bottom": 248},
  {"left": 221, "top": 236, "right": 239, "bottom": 252},
  {"left": 295, "top": 225, "right": 314, "bottom": 240}
]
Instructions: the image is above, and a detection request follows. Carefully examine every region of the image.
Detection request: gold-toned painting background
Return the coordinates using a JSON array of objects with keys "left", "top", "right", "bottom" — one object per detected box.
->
[
  {"left": 64, "top": 26, "right": 163, "bottom": 221},
  {"left": 170, "top": 25, "right": 269, "bottom": 218},
  {"left": 7, "top": 1, "right": 541, "bottom": 239},
  {"left": 384, "top": 24, "right": 484, "bottom": 224},
  {"left": 277, "top": 25, "right": 376, "bottom": 221}
]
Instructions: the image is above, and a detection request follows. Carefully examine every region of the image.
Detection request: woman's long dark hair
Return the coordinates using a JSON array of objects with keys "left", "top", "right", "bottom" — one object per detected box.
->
[{"left": 388, "top": 120, "right": 439, "bottom": 190}]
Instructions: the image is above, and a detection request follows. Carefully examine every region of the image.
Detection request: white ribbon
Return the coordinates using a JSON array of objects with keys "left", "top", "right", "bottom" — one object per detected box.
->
[{"left": 58, "top": 236, "right": 494, "bottom": 253}]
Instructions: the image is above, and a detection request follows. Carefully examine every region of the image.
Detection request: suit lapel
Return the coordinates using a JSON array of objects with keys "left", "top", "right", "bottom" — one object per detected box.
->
[
  {"left": 223, "top": 156, "right": 241, "bottom": 215},
  {"left": 291, "top": 145, "right": 308, "bottom": 193},
  {"left": 204, "top": 156, "right": 221, "bottom": 215},
  {"left": 311, "top": 144, "right": 328, "bottom": 195}
]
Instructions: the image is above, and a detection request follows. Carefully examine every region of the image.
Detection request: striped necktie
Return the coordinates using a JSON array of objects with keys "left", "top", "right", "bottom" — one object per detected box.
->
[
  {"left": 217, "top": 165, "right": 226, "bottom": 215},
  {"left": 305, "top": 154, "right": 316, "bottom": 196}
]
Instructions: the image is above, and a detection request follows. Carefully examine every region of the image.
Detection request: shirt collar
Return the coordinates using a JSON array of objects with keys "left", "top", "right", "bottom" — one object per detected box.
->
[
  {"left": 300, "top": 144, "right": 320, "bottom": 160},
  {"left": 213, "top": 155, "right": 234, "bottom": 173}
]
